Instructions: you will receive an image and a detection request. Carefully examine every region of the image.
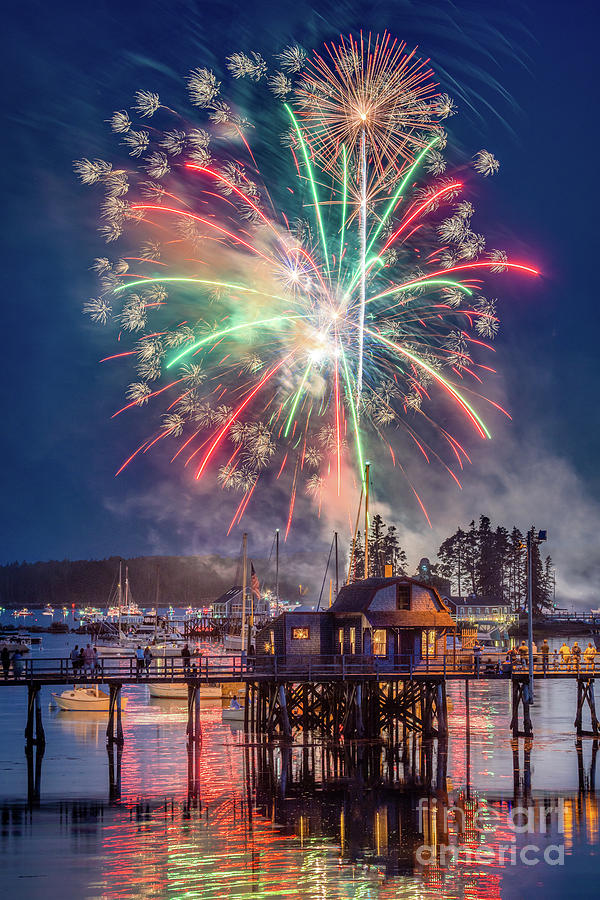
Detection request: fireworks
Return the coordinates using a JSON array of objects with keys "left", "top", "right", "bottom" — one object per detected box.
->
[{"left": 76, "top": 33, "right": 539, "bottom": 535}]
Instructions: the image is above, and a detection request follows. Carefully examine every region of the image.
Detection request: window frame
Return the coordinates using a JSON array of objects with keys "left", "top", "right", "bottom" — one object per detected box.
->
[{"left": 291, "top": 626, "right": 310, "bottom": 641}]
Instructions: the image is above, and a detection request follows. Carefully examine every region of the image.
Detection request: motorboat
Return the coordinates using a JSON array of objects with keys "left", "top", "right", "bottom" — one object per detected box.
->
[
  {"left": 222, "top": 698, "right": 244, "bottom": 722},
  {"left": 42, "top": 605, "right": 54, "bottom": 616},
  {"left": 52, "top": 686, "right": 129, "bottom": 711}
]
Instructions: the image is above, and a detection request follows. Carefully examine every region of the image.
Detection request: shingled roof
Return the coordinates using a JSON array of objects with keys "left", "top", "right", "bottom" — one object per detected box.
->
[
  {"left": 367, "top": 610, "right": 456, "bottom": 628},
  {"left": 330, "top": 576, "right": 451, "bottom": 615}
]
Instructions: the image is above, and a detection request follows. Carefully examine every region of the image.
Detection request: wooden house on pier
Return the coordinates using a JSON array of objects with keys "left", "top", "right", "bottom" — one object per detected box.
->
[{"left": 256, "top": 576, "right": 455, "bottom": 666}]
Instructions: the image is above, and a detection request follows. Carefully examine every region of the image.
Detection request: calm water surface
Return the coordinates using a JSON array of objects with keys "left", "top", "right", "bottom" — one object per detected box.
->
[{"left": 1, "top": 629, "right": 599, "bottom": 898}]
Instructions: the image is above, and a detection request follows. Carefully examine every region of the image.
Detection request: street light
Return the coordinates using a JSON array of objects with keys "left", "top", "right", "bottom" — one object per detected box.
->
[{"left": 527, "top": 527, "right": 547, "bottom": 701}]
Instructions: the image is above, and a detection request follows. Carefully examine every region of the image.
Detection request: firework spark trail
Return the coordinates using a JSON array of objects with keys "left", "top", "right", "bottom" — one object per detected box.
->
[{"left": 76, "top": 32, "right": 540, "bottom": 533}]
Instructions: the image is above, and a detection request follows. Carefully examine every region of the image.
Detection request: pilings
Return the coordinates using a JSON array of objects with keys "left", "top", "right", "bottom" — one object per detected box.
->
[
  {"left": 574, "top": 676, "right": 600, "bottom": 736},
  {"left": 186, "top": 682, "right": 202, "bottom": 746},
  {"left": 510, "top": 676, "right": 533, "bottom": 737},
  {"left": 248, "top": 677, "right": 449, "bottom": 741},
  {"left": 24, "top": 683, "right": 45, "bottom": 749},
  {"left": 106, "top": 683, "right": 124, "bottom": 746}
]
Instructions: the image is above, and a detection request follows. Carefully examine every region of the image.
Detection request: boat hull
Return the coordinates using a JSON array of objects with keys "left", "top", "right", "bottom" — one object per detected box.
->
[
  {"left": 148, "top": 683, "right": 221, "bottom": 699},
  {"left": 52, "top": 689, "right": 129, "bottom": 712}
]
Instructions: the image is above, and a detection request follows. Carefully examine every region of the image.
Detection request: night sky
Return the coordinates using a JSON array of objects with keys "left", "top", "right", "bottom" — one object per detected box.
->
[{"left": 3, "top": 0, "right": 598, "bottom": 602}]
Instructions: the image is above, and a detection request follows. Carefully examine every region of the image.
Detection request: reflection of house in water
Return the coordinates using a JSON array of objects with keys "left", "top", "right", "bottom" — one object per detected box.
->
[
  {"left": 250, "top": 736, "right": 448, "bottom": 877},
  {"left": 257, "top": 576, "right": 455, "bottom": 664}
]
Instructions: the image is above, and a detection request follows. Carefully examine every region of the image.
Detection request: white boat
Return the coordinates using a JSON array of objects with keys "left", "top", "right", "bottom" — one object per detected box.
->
[
  {"left": 222, "top": 702, "right": 245, "bottom": 722},
  {"left": 42, "top": 605, "right": 54, "bottom": 616},
  {"left": 52, "top": 686, "right": 129, "bottom": 712},
  {"left": 148, "top": 683, "right": 221, "bottom": 699}
]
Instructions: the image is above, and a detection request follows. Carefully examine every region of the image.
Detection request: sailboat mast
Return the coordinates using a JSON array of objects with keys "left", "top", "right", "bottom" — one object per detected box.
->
[
  {"left": 364, "top": 463, "right": 370, "bottom": 579},
  {"left": 241, "top": 533, "right": 248, "bottom": 654},
  {"left": 275, "top": 528, "right": 280, "bottom": 612},
  {"left": 118, "top": 561, "right": 122, "bottom": 639}
]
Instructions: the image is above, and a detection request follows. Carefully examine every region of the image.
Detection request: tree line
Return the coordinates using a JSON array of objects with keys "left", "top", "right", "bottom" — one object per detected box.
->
[{"left": 348, "top": 513, "right": 555, "bottom": 614}]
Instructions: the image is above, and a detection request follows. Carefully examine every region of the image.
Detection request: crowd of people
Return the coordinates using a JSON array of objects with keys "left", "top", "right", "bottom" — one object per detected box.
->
[{"left": 471, "top": 638, "right": 599, "bottom": 677}]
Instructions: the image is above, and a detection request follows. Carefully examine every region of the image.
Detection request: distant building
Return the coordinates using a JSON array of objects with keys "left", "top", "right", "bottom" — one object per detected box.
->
[
  {"left": 256, "top": 576, "right": 456, "bottom": 665},
  {"left": 444, "top": 595, "right": 516, "bottom": 628},
  {"left": 211, "top": 586, "right": 271, "bottom": 622}
]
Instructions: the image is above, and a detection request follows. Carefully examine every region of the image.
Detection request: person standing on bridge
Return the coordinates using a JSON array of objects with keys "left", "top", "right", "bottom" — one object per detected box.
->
[
  {"left": 559, "top": 641, "right": 571, "bottom": 671},
  {"left": 518, "top": 641, "right": 528, "bottom": 669},
  {"left": 143, "top": 645, "right": 152, "bottom": 674},
  {"left": 12, "top": 649, "right": 23, "bottom": 679},
  {"left": 135, "top": 645, "right": 144, "bottom": 675},
  {"left": 541, "top": 639, "right": 550, "bottom": 674},
  {"left": 571, "top": 641, "right": 582, "bottom": 673},
  {"left": 584, "top": 642, "right": 596, "bottom": 672},
  {"left": 181, "top": 643, "right": 191, "bottom": 675}
]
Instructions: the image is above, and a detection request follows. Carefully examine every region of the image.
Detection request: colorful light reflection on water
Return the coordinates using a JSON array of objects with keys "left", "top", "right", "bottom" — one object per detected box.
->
[{"left": 0, "top": 637, "right": 599, "bottom": 898}]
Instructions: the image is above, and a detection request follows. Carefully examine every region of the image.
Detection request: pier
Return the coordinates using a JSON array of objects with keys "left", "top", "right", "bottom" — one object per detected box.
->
[{"left": 2, "top": 653, "right": 600, "bottom": 751}]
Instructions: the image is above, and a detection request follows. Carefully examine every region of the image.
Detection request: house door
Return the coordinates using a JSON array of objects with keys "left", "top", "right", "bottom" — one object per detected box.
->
[{"left": 363, "top": 630, "right": 372, "bottom": 655}]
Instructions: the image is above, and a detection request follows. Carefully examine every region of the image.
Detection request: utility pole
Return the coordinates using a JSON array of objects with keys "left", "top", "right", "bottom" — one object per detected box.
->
[
  {"left": 526, "top": 527, "right": 547, "bottom": 702},
  {"left": 275, "top": 528, "right": 280, "bottom": 613},
  {"left": 334, "top": 531, "right": 339, "bottom": 597},
  {"left": 241, "top": 533, "right": 247, "bottom": 654}
]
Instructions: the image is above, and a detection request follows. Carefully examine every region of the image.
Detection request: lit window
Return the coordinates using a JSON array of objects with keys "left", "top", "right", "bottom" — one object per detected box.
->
[
  {"left": 291, "top": 627, "right": 310, "bottom": 640},
  {"left": 373, "top": 629, "right": 386, "bottom": 656},
  {"left": 337, "top": 627, "right": 344, "bottom": 654},
  {"left": 421, "top": 629, "right": 436, "bottom": 656},
  {"left": 350, "top": 627, "right": 357, "bottom": 654}
]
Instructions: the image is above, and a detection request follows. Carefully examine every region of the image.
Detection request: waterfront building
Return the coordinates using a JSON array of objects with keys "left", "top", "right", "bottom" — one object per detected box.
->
[
  {"left": 256, "top": 576, "right": 455, "bottom": 665},
  {"left": 444, "top": 595, "right": 516, "bottom": 628},
  {"left": 211, "top": 586, "right": 271, "bottom": 622}
]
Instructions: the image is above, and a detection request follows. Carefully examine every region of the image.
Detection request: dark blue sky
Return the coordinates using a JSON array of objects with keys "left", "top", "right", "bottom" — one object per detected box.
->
[{"left": 2, "top": 0, "right": 599, "bottom": 597}]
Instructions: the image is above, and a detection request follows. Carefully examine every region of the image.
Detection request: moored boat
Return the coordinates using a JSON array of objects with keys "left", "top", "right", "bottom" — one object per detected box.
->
[
  {"left": 148, "top": 683, "right": 221, "bottom": 699},
  {"left": 52, "top": 686, "right": 129, "bottom": 712}
]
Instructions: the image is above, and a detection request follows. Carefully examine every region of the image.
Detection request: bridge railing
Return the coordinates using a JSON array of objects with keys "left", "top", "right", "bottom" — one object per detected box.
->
[{"left": 0, "top": 651, "right": 598, "bottom": 682}]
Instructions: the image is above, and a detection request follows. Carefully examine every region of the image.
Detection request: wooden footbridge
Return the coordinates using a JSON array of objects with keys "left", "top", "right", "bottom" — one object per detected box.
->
[{"left": 3, "top": 652, "right": 600, "bottom": 751}]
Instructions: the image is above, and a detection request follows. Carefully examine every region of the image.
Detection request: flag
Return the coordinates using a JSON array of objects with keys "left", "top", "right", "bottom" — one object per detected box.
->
[{"left": 250, "top": 562, "right": 260, "bottom": 599}]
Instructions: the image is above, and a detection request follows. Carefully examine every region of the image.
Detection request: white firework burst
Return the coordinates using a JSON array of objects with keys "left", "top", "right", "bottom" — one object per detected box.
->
[
  {"left": 90, "top": 257, "right": 111, "bottom": 274},
  {"left": 268, "top": 72, "right": 292, "bottom": 99},
  {"left": 120, "top": 294, "right": 146, "bottom": 332},
  {"left": 306, "top": 474, "right": 324, "bottom": 497},
  {"left": 455, "top": 200, "right": 474, "bottom": 220},
  {"left": 445, "top": 331, "right": 471, "bottom": 369},
  {"left": 162, "top": 413, "right": 185, "bottom": 436},
  {"left": 139, "top": 240, "right": 161, "bottom": 260},
  {"left": 424, "top": 150, "right": 447, "bottom": 175},
  {"left": 187, "top": 68, "right": 221, "bottom": 107},
  {"left": 442, "top": 287, "right": 464, "bottom": 308},
  {"left": 141, "top": 284, "right": 168, "bottom": 304},
  {"left": 240, "top": 354, "right": 263, "bottom": 374},
  {"left": 103, "top": 171, "right": 129, "bottom": 197},
  {"left": 458, "top": 231, "right": 486, "bottom": 260},
  {"left": 209, "top": 100, "right": 232, "bottom": 124},
  {"left": 125, "top": 382, "right": 152, "bottom": 405},
  {"left": 473, "top": 149, "right": 500, "bottom": 176},
  {"left": 139, "top": 181, "right": 166, "bottom": 202},
  {"left": 83, "top": 298, "right": 112, "bottom": 324},
  {"left": 164, "top": 326, "right": 194, "bottom": 348},
  {"left": 438, "top": 250, "right": 456, "bottom": 270},
  {"left": 133, "top": 90, "right": 161, "bottom": 118},
  {"left": 304, "top": 447, "right": 321, "bottom": 469},
  {"left": 188, "top": 147, "right": 212, "bottom": 167},
  {"left": 438, "top": 215, "right": 468, "bottom": 243},
  {"left": 474, "top": 297, "right": 499, "bottom": 338},
  {"left": 179, "top": 363, "right": 206, "bottom": 386},
  {"left": 108, "top": 110, "right": 131, "bottom": 133},
  {"left": 98, "top": 222, "right": 122, "bottom": 243},
  {"left": 488, "top": 249, "right": 508, "bottom": 273},
  {"left": 160, "top": 130, "right": 187, "bottom": 156},
  {"left": 100, "top": 196, "right": 128, "bottom": 223},
  {"left": 143, "top": 152, "right": 170, "bottom": 179},
  {"left": 73, "top": 158, "right": 112, "bottom": 185},
  {"left": 276, "top": 44, "right": 307, "bottom": 72},
  {"left": 136, "top": 336, "right": 163, "bottom": 363},
  {"left": 226, "top": 51, "right": 267, "bottom": 82},
  {"left": 187, "top": 128, "right": 210, "bottom": 149},
  {"left": 436, "top": 93, "right": 457, "bottom": 119}
]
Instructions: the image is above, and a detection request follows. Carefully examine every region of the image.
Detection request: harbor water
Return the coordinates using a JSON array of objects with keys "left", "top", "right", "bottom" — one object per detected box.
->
[{"left": 0, "top": 625, "right": 599, "bottom": 898}]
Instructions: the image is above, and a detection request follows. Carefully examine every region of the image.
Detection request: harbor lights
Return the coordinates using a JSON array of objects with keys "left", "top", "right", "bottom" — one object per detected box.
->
[{"left": 527, "top": 528, "right": 547, "bottom": 701}]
